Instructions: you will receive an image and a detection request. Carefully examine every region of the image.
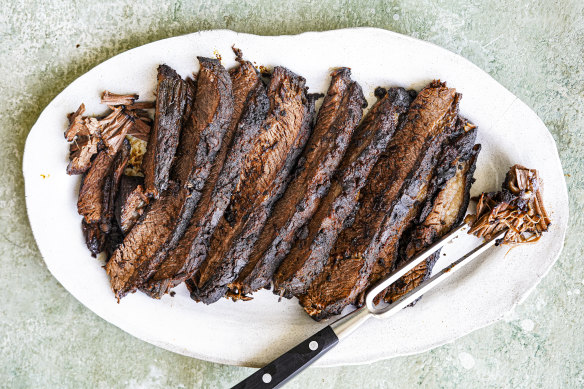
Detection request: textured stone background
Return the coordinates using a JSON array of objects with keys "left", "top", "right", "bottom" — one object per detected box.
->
[{"left": 1, "top": 0, "right": 582, "bottom": 388}]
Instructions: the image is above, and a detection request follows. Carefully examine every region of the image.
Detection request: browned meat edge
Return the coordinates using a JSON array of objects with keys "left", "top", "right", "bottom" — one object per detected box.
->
[
  {"left": 141, "top": 56, "right": 266, "bottom": 298},
  {"left": 186, "top": 67, "right": 317, "bottom": 304},
  {"left": 298, "top": 81, "right": 460, "bottom": 320},
  {"left": 363, "top": 116, "right": 475, "bottom": 306},
  {"left": 80, "top": 140, "right": 130, "bottom": 256},
  {"left": 114, "top": 175, "right": 148, "bottom": 235},
  {"left": 142, "top": 65, "right": 190, "bottom": 197},
  {"left": 230, "top": 68, "right": 367, "bottom": 297},
  {"left": 105, "top": 59, "right": 233, "bottom": 300},
  {"left": 271, "top": 87, "right": 414, "bottom": 299},
  {"left": 385, "top": 135, "right": 480, "bottom": 304}
]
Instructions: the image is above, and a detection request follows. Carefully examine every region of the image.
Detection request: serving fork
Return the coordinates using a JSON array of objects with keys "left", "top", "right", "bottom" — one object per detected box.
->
[{"left": 232, "top": 223, "right": 506, "bottom": 388}]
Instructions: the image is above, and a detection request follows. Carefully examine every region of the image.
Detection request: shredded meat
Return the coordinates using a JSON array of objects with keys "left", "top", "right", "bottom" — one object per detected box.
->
[{"left": 467, "top": 164, "right": 550, "bottom": 244}]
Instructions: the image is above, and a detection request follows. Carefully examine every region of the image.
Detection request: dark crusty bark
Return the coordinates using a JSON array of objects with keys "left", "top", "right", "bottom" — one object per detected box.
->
[
  {"left": 114, "top": 175, "right": 149, "bottom": 235},
  {"left": 230, "top": 68, "right": 367, "bottom": 298},
  {"left": 186, "top": 67, "right": 316, "bottom": 304},
  {"left": 77, "top": 151, "right": 115, "bottom": 225},
  {"left": 271, "top": 87, "right": 413, "bottom": 299},
  {"left": 298, "top": 81, "right": 460, "bottom": 320},
  {"left": 362, "top": 116, "right": 475, "bottom": 306},
  {"left": 142, "top": 65, "right": 191, "bottom": 197},
  {"left": 106, "top": 183, "right": 186, "bottom": 299},
  {"left": 106, "top": 58, "right": 233, "bottom": 300},
  {"left": 141, "top": 54, "right": 265, "bottom": 298},
  {"left": 79, "top": 140, "right": 130, "bottom": 256},
  {"left": 101, "top": 140, "right": 131, "bottom": 235},
  {"left": 385, "top": 135, "right": 480, "bottom": 304}
]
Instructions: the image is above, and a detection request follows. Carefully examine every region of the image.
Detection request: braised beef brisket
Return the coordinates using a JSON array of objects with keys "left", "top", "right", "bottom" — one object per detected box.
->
[
  {"left": 298, "top": 81, "right": 460, "bottom": 320},
  {"left": 142, "top": 65, "right": 191, "bottom": 197},
  {"left": 141, "top": 54, "right": 266, "bottom": 298},
  {"left": 79, "top": 140, "right": 130, "bottom": 256},
  {"left": 114, "top": 175, "right": 149, "bottom": 235},
  {"left": 186, "top": 67, "right": 317, "bottom": 304},
  {"left": 106, "top": 59, "right": 233, "bottom": 300},
  {"left": 385, "top": 128, "right": 480, "bottom": 304},
  {"left": 272, "top": 87, "right": 414, "bottom": 299},
  {"left": 227, "top": 68, "right": 367, "bottom": 298}
]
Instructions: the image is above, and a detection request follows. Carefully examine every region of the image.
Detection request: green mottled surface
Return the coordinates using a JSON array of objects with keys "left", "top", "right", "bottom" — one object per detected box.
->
[{"left": 1, "top": 1, "right": 582, "bottom": 387}]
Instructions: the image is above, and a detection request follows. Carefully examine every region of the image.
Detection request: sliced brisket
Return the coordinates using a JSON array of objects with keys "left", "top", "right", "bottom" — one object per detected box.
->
[
  {"left": 298, "top": 81, "right": 460, "bottom": 320},
  {"left": 142, "top": 65, "right": 191, "bottom": 197},
  {"left": 230, "top": 68, "right": 367, "bottom": 298},
  {"left": 114, "top": 175, "right": 149, "bottom": 235},
  {"left": 271, "top": 87, "right": 413, "bottom": 299},
  {"left": 186, "top": 67, "right": 317, "bottom": 304},
  {"left": 142, "top": 53, "right": 266, "bottom": 298},
  {"left": 106, "top": 59, "right": 233, "bottom": 300},
  {"left": 385, "top": 129, "right": 480, "bottom": 304},
  {"left": 79, "top": 140, "right": 130, "bottom": 256}
]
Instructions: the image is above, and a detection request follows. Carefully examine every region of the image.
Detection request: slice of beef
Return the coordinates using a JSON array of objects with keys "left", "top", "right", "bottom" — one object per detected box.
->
[
  {"left": 142, "top": 63, "right": 267, "bottom": 299},
  {"left": 385, "top": 137, "right": 480, "bottom": 304},
  {"left": 106, "top": 58, "right": 233, "bottom": 300},
  {"left": 106, "top": 183, "right": 186, "bottom": 298},
  {"left": 101, "top": 140, "right": 131, "bottom": 235},
  {"left": 77, "top": 151, "right": 115, "bottom": 225},
  {"left": 185, "top": 67, "right": 316, "bottom": 304},
  {"left": 363, "top": 116, "right": 475, "bottom": 306},
  {"left": 270, "top": 87, "right": 413, "bottom": 300},
  {"left": 298, "top": 81, "right": 460, "bottom": 320},
  {"left": 82, "top": 220, "right": 105, "bottom": 258},
  {"left": 114, "top": 175, "right": 149, "bottom": 235},
  {"left": 230, "top": 68, "right": 367, "bottom": 297},
  {"left": 79, "top": 140, "right": 130, "bottom": 256},
  {"left": 142, "top": 65, "right": 191, "bottom": 197}
]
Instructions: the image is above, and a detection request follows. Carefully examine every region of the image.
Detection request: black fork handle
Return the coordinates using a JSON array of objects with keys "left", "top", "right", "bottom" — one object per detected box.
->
[{"left": 231, "top": 325, "right": 339, "bottom": 389}]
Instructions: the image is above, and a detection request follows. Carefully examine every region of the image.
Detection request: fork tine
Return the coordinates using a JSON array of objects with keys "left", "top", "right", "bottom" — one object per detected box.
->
[
  {"left": 365, "top": 223, "right": 470, "bottom": 310},
  {"left": 368, "top": 228, "right": 507, "bottom": 317}
]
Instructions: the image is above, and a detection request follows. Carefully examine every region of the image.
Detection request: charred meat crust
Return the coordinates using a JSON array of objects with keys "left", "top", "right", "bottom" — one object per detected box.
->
[
  {"left": 141, "top": 57, "right": 265, "bottom": 298},
  {"left": 363, "top": 113, "right": 474, "bottom": 306},
  {"left": 106, "top": 59, "right": 233, "bottom": 300},
  {"left": 114, "top": 175, "right": 149, "bottom": 235},
  {"left": 231, "top": 68, "right": 367, "bottom": 297},
  {"left": 298, "top": 81, "right": 460, "bottom": 320},
  {"left": 385, "top": 137, "right": 480, "bottom": 304},
  {"left": 187, "top": 67, "right": 317, "bottom": 304},
  {"left": 271, "top": 87, "right": 413, "bottom": 299},
  {"left": 142, "top": 65, "right": 191, "bottom": 197},
  {"left": 79, "top": 140, "right": 130, "bottom": 256}
]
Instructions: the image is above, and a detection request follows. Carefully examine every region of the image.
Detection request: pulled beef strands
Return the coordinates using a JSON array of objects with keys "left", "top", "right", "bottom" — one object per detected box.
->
[
  {"left": 79, "top": 140, "right": 131, "bottom": 256},
  {"left": 229, "top": 68, "right": 367, "bottom": 299},
  {"left": 106, "top": 59, "right": 233, "bottom": 301},
  {"left": 114, "top": 175, "right": 149, "bottom": 235},
  {"left": 142, "top": 65, "right": 191, "bottom": 197},
  {"left": 298, "top": 81, "right": 460, "bottom": 320},
  {"left": 65, "top": 96, "right": 153, "bottom": 175},
  {"left": 186, "top": 67, "right": 317, "bottom": 304},
  {"left": 467, "top": 164, "right": 550, "bottom": 244},
  {"left": 383, "top": 123, "right": 480, "bottom": 304},
  {"left": 142, "top": 52, "right": 267, "bottom": 298},
  {"left": 270, "top": 87, "right": 414, "bottom": 300}
]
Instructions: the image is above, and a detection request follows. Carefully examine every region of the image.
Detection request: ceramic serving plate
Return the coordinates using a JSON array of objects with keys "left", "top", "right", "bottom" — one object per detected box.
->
[{"left": 23, "top": 28, "right": 568, "bottom": 367}]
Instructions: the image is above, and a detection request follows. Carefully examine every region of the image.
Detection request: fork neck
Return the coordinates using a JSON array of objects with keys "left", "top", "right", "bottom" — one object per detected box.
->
[{"left": 330, "top": 306, "right": 372, "bottom": 340}]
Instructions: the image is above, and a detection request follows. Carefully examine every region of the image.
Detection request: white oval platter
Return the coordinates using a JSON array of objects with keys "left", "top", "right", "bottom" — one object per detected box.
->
[{"left": 23, "top": 28, "right": 568, "bottom": 367}]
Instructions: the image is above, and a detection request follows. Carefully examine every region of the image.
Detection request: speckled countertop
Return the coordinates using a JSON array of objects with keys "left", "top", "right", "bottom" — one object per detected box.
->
[{"left": 1, "top": 1, "right": 583, "bottom": 388}]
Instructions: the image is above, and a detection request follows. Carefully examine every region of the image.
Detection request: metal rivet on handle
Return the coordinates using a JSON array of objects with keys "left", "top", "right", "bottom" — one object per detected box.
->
[
  {"left": 309, "top": 341, "right": 318, "bottom": 351},
  {"left": 262, "top": 373, "right": 272, "bottom": 383}
]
